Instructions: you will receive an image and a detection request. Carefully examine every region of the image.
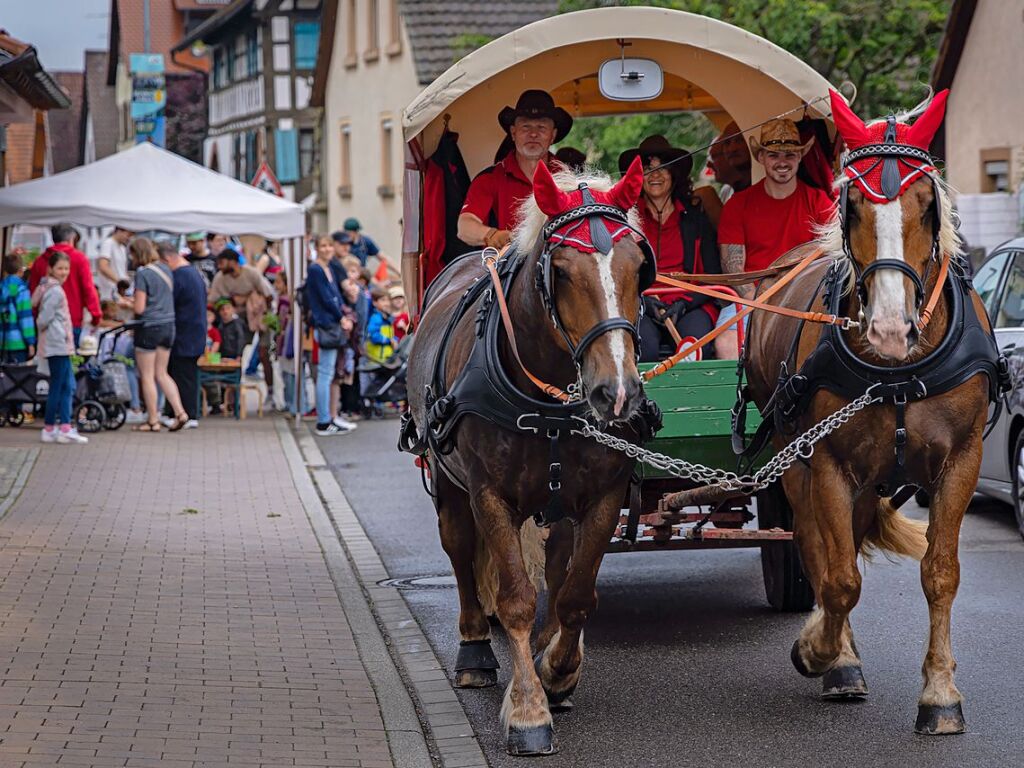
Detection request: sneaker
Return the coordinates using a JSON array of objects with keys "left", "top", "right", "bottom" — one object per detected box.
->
[
  {"left": 332, "top": 416, "right": 358, "bottom": 431},
  {"left": 40, "top": 429, "right": 59, "bottom": 444},
  {"left": 159, "top": 415, "right": 176, "bottom": 428},
  {"left": 315, "top": 423, "right": 350, "bottom": 437},
  {"left": 125, "top": 410, "right": 147, "bottom": 424},
  {"left": 184, "top": 419, "right": 199, "bottom": 430},
  {"left": 58, "top": 428, "right": 89, "bottom": 445}
]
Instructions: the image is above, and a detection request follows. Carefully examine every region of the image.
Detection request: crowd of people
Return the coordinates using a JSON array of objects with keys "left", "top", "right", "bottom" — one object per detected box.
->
[{"left": 0, "top": 217, "right": 408, "bottom": 443}]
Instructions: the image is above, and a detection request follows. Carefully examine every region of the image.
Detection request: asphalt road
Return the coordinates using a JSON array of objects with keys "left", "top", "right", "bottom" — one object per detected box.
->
[{"left": 318, "top": 418, "right": 1024, "bottom": 768}]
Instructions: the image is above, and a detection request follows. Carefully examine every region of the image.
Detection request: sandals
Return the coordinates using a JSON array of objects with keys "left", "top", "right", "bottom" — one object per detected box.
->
[
  {"left": 167, "top": 412, "right": 188, "bottom": 433},
  {"left": 133, "top": 421, "right": 161, "bottom": 433}
]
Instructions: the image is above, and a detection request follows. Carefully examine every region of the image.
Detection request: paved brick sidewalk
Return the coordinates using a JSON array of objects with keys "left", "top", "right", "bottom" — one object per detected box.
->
[{"left": 0, "top": 421, "right": 397, "bottom": 768}]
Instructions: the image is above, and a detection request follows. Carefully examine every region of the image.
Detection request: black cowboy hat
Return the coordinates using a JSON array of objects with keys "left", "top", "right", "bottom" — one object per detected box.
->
[
  {"left": 497, "top": 90, "right": 573, "bottom": 140},
  {"left": 618, "top": 135, "right": 693, "bottom": 179}
]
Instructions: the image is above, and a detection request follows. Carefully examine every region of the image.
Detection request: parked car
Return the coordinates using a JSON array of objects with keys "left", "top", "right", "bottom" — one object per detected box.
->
[{"left": 972, "top": 236, "right": 1024, "bottom": 537}]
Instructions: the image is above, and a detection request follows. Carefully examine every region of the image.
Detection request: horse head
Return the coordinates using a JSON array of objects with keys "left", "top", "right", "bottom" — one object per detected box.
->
[
  {"left": 828, "top": 88, "right": 955, "bottom": 361},
  {"left": 518, "top": 157, "right": 653, "bottom": 422}
]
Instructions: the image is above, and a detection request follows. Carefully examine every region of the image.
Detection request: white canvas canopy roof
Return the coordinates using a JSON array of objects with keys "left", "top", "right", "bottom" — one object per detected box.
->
[
  {"left": 0, "top": 142, "right": 305, "bottom": 238},
  {"left": 403, "top": 6, "right": 837, "bottom": 173}
]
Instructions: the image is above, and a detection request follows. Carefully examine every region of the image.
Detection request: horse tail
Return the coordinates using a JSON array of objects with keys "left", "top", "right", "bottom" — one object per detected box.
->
[
  {"left": 474, "top": 520, "right": 548, "bottom": 616},
  {"left": 860, "top": 498, "right": 929, "bottom": 561}
]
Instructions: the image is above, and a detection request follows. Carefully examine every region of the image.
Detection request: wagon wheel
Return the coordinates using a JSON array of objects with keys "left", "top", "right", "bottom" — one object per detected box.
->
[
  {"left": 75, "top": 400, "right": 107, "bottom": 434},
  {"left": 103, "top": 403, "right": 127, "bottom": 431},
  {"left": 756, "top": 483, "right": 815, "bottom": 612}
]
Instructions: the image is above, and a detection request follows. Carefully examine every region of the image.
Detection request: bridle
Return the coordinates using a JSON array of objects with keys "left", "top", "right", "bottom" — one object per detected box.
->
[
  {"left": 839, "top": 115, "right": 944, "bottom": 323},
  {"left": 533, "top": 183, "right": 657, "bottom": 367}
]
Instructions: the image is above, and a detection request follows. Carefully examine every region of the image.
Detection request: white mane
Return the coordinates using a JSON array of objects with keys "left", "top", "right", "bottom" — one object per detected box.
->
[{"left": 511, "top": 166, "right": 642, "bottom": 254}]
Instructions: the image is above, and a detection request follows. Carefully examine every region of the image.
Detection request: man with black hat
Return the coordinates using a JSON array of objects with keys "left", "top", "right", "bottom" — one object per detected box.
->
[{"left": 457, "top": 89, "right": 573, "bottom": 249}]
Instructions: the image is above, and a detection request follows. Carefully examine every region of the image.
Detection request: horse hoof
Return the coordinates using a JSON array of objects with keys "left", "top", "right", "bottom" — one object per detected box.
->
[
  {"left": 506, "top": 724, "right": 557, "bottom": 756},
  {"left": 790, "top": 640, "right": 820, "bottom": 678},
  {"left": 821, "top": 666, "right": 868, "bottom": 699},
  {"left": 533, "top": 652, "right": 578, "bottom": 707},
  {"left": 454, "top": 668, "right": 497, "bottom": 688},
  {"left": 915, "top": 702, "right": 966, "bottom": 735}
]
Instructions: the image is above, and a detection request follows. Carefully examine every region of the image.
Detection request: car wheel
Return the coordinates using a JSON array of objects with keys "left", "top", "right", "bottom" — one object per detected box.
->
[{"left": 1012, "top": 432, "right": 1024, "bottom": 540}]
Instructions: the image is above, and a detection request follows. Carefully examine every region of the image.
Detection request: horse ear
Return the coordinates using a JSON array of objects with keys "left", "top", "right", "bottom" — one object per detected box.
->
[
  {"left": 608, "top": 156, "right": 645, "bottom": 210},
  {"left": 829, "top": 88, "right": 870, "bottom": 148},
  {"left": 533, "top": 160, "right": 572, "bottom": 216},
  {"left": 905, "top": 89, "right": 948, "bottom": 151}
]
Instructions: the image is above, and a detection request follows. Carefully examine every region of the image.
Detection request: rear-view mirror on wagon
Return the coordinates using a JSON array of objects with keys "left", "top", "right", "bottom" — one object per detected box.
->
[{"left": 598, "top": 57, "right": 664, "bottom": 101}]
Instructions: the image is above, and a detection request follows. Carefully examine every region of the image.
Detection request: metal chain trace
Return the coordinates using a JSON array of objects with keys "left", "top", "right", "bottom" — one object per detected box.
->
[{"left": 575, "top": 390, "right": 881, "bottom": 493}]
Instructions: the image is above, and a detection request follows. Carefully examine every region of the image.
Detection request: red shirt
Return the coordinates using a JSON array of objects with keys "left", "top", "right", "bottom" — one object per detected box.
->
[
  {"left": 29, "top": 243, "right": 102, "bottom": 328},
  {"left": 718, "top": 180, "right": 834, "bottom": 271},
  {"left": 639, "top": 200, "right": 717, "bottom": 321},
  {"left": 460, "top": 152, "right": 557, "bottom": 231}
]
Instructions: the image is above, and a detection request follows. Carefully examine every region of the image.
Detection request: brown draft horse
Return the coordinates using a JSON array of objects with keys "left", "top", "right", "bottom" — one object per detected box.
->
[
  {"left": 407, "top": 159, "right": 653, "bottom": 755},
  {"left": 747, "top": 90, "right": 1002, "bottom": 735}
]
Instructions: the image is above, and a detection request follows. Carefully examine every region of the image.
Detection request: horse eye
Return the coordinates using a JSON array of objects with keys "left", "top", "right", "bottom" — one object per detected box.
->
[{"left": 553, "top": 265, "right": 569, "bottom": 281}]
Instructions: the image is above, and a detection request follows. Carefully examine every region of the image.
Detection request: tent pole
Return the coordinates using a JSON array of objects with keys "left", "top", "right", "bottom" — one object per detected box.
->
[{"left": 292, "top": 236, "right": 303, "bottom": 430}]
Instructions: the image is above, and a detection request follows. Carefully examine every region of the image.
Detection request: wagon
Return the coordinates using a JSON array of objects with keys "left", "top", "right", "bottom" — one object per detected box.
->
[{"left": 401, "top": 6, "right": 841, "bottom": 611}]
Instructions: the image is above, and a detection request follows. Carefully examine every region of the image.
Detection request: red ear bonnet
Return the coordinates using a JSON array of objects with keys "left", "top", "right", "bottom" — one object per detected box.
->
[
  {"left": 532, "top": 160, "right": 573, "bottom": 216},
  {"left": 829, "top": 89, "right": 870, "bottom": 149},
  {"left": 905, "top": 89, "right": 948, "bottom": 150},
  {"left": 607, "top": 156, "right": 645, "bottom": 211}
]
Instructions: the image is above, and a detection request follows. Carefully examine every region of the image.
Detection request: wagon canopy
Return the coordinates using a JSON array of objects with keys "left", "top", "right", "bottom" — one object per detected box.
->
[{"left": 403, "top": 6, "right": 837, "bottom": 174}]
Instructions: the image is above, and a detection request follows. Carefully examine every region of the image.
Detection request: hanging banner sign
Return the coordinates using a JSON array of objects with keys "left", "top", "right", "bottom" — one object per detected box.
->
[{"left": 130, "top": 53, "right": 166, "bottom": 147}]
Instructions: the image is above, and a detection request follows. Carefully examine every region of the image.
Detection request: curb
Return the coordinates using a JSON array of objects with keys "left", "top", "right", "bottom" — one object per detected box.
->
[
  {"left": 286, "top": 422, "right": 489, "bottom": 768},
  {"left": 276, "top": 421, "right": 434, "bottom": 768},
  {"left": 0, "top": 447, "right": 39, "bottom": 521}
]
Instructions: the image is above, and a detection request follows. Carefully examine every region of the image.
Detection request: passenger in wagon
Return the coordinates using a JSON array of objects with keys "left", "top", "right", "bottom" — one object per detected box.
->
[
  {"left": 714, "top": 118, "right": 833, "bottom": 358},
  {"left": 620, "top": 136, "right": 721, "bottom": 362},
  {"left": 457, "top": 89, "right": 573, "bottom": 250},
  {"left": 693, "top": 121, "right": 753, "bottom": 230}
]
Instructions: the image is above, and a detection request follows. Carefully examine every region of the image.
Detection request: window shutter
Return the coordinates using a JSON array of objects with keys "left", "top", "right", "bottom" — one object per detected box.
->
[
  {"left": 276, "top": 128, "right": 299, "bottom": 182},
  {"left": 294, "top": 22, "right": 320, "bottom": 69}
]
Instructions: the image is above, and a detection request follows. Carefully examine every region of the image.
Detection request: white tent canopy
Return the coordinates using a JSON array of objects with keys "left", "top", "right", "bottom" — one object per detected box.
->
[{"left": 0, "top": 142, "right": 305, "bottom": 238}]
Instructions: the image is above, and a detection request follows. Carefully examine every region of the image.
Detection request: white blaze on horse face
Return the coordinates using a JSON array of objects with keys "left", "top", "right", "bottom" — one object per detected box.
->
[
  {"left": 866, "top": 200, "right": 913, "bottom": 358},
  {"left": 596, "top": 246, "right": 628, "bottom": 415}
]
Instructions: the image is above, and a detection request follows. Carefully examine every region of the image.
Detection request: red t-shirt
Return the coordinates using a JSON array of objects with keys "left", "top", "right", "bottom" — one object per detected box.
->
[
  {"left": 718, "top": 180, "right": 834, "bottom": 271},
  {"left": 29, "top": 243, "right": 102, "bottom": 328},
  {"left": 460, "top": 153, "right": 557, "bottom": 231},
  {"left": 639, "top": 200, "right": 718, "bottom": 322}
]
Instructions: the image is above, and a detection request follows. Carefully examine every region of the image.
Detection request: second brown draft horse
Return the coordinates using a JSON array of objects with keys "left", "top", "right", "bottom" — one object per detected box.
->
[
  {"left": 745, "top": 90, "right": 1006, "bottom": 734},
  {"left": 404, "top": 158, "right": 661, "bottom": 755}
]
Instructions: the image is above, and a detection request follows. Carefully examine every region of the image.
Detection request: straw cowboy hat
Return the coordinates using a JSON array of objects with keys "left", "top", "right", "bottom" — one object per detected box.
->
[
  {"left": 748, "top": 118, "right": 814, "bottom": 156},
  {"left": 618, "top": 135, "right": 693, "bottom": 178},
  {"left": 497, "top": 90, "right": 573, "bottom": 141}
]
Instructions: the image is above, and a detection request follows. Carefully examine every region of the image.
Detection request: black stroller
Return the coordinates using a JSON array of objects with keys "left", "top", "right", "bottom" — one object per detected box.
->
[
  {"left": 0, "top": 358, "right": 47, "bottom": 427},
  {"left": 73, "top": 323, "right": 136, "bottom": 432},
  {"left": 358, "top": 334, "right": 411, "bottom": 418}
]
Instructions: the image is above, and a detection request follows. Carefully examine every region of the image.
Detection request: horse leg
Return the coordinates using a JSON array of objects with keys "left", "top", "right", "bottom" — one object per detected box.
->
[
  {"left": 790, "top": 458, "right": 861, "bottom": 679},
  {"left": 436, "top": 474, "right": 496, "bottom": 688},
  {"left": 915, "top": 445, "right": 978, "bottom": 735},
  {"left": 535, "top": 496, "right": 620, "bottom": 712},
  {"left": 473, "top": 488, "right": 554, "bottom": 756},
  {"left": 537, "top": 520, "right": 574, "bottom": 653}
]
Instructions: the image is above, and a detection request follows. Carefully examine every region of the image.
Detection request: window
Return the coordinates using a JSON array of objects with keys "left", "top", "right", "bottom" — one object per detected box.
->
[
  {"left": 299, "top": 129, "right": 315, "bottom": 178},
  {"left": 213, "top": 47, "right": 228, "bottom": 88},
  {"left": 345, "top": 0, "right": 357, "bottom": 67},
  {"left": 365, "top": 0, "right": 380, "bottom": 60},
  {"left": 233, "top": 133, "right": 243, "bottom": 180},
  {"left": 981, "top": 148, "right": 1011, "bottom": 193},
  {"left": 226, "top": 43, "right": 236, "bottom": 85},
  {"left": 339, "top": 121, "right": 352, "bottom": 198},
  {"left": 378, "top": 115, "right": 394, "bottom": 197},
  {"left": 235, "top": 130, "right": 259, "bottom": 183},
  {"left": 294, "top": 21, "right": 320, "bottom": 69},
  {"left": 387, "top": 0, "right": 401, "bottom": 56},
  {"left": 234, "top": 35, "right": 248, "bottom": 80},
  {"left": 246, "top": 29, "right": 260, "bottom": 76},
  {"left": 995, "top": 252, "right": 1024, "bottom": 329},
  {"left": 975, "top": 251, "right": 1010, "bottom": 320}
]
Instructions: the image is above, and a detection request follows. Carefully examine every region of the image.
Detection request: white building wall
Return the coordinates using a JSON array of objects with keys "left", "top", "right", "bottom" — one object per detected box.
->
[
  {"left": 321, "top": 0, "right": 422, "bottom": 260},
  {"left": 956, "top": 192, "right": 1023, "bottom": 254}
]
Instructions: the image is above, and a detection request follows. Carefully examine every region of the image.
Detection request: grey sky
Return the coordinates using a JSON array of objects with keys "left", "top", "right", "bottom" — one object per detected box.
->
[{"left": 3, "top": 0, "right": 110, "bottom": 72}]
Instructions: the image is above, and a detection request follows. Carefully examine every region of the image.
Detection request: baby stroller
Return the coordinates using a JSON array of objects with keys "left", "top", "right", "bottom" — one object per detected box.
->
[
  {"left": 73, "top": 323, "right": 136, "bottom": 432},
  {"left": 358, "top": 333, "right": 411, "bottom": 418}
]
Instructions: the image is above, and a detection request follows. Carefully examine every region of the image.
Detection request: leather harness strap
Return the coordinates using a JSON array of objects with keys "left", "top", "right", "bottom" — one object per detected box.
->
[
  {"left": 918, "top": 251, "right": 951, "bottom": 331},
  {"left": 484, "top": 247, "right": 572, "bottom": 403}
]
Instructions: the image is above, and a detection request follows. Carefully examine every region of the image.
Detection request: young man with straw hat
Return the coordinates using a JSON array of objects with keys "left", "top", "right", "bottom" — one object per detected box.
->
[{"left": 714, "top": 118, "right": 833, "bottom": 358}]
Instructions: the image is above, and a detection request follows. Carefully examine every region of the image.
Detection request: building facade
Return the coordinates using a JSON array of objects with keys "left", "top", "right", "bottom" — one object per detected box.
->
[
  {"left": 933, "top": 0, "right": 1024, "bottom": 252},
  {"left": 175, "top": 0, "right": 323, "bottom": 204},
  {"left": 311, "top": 0, "right": 557, "bottom": 257}
]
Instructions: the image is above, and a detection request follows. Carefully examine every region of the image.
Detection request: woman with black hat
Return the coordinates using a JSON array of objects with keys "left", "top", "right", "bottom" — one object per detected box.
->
[{"left": 619, "top": 135, "right": 721, "bottom": 362}]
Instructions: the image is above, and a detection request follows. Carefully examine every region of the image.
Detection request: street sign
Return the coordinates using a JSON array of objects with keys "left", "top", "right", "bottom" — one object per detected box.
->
[
  {"left": 130, "top": 53, "right": 165, "bottom": 147},
  {"left": 251, "top": 162, "right": 284, "bottom": 196}
]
